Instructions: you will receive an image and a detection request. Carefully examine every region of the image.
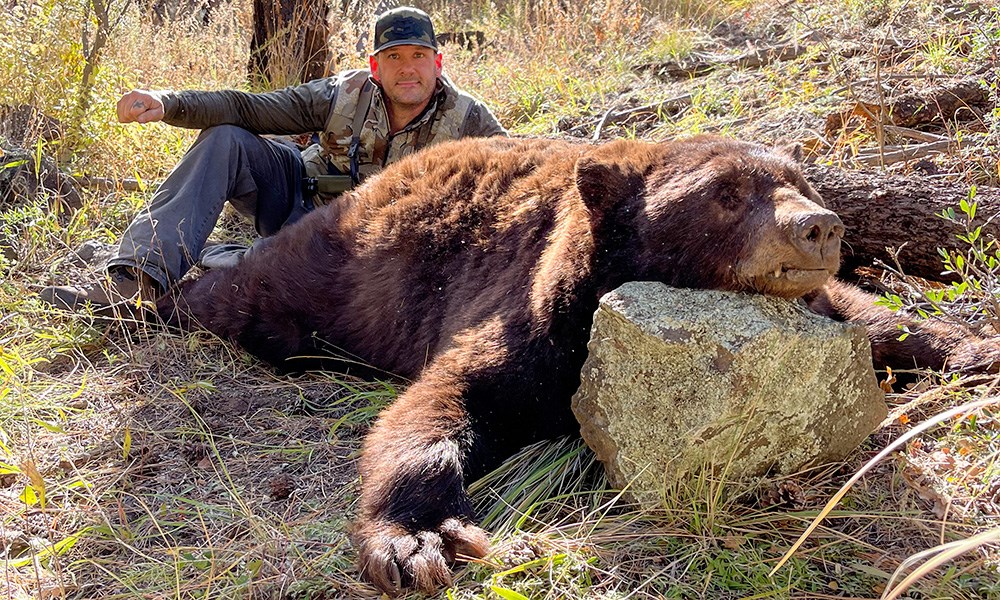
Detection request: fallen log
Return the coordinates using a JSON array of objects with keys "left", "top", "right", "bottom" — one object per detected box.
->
[
  {"left": 0, "top": 104, "right": 62, "bottom": 145},
  {"left": 805, "top": 164, "right": 998, "bottom": 282},
  {"left": 0, "top": 147, "right": 82, "bottom": 212},
  {"left": 75, "top": 176, "right": 146, "bottom": 192},
  {"left": 826, "top": 76, "right": 991, "bottom": 136},
  {"left": 889, "top": 77, "right": 990, "bottom": 128}
]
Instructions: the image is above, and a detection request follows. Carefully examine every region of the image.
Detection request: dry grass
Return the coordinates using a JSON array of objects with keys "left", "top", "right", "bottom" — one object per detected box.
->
[{"left": 3, "top": 0, "right": 1000, "bottom": 598}]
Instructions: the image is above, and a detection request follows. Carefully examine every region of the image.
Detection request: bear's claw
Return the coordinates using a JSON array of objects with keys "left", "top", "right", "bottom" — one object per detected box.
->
[{"left": 354, "top": 518, "right": 490, "bottom": 595}]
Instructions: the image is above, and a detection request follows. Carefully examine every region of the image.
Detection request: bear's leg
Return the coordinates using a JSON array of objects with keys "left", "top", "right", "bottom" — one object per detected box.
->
[
  {"left": 808, "top": 279, "right": 1000, "bottom": 373},
  {"left": 351, "top": 347, "right": 492, "bottom": 594},
  {"left": 349, "top": 317, "right": 569, "bottom": 595}
]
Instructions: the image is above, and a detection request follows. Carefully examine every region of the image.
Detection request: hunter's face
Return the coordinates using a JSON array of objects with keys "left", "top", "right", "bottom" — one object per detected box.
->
[{"left": 370, "top": 45, "right": 442, "bottom": 110}]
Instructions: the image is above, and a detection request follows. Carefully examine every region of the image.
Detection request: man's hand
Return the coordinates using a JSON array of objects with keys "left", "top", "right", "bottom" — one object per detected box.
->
[{"left": 117, "top": 90, "right": 165, "bottom": 124}]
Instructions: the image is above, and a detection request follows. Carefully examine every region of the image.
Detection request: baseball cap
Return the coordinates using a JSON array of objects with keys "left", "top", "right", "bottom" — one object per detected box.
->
[{"left": 373, "top": 7, "right": 438, "bottom": 54}]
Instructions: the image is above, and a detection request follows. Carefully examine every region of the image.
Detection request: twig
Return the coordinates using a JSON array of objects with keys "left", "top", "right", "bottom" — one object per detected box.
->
[
  {"left": 76, "top": 176, "right": 148, "bottom": 192},
  {"left": 592, "top": 94, "right": 692, "bottom": 141},
  {"left": 830, "top": 74, "right": 967, "bottom": 96},
  {"left": 882, "top": 125, "right": 948, "bottom": 144},
  {"left": 702, "top": 117, "right": 751, "bottom": 133},
  {"left": 633, "top": 32, "right": 818, "bottom": 81},
  {"left": 851, "top": 139, "right": 965, "bottom": 167},
  {"left": 874, "top": 38, "right": 889, "bottom": 168}
]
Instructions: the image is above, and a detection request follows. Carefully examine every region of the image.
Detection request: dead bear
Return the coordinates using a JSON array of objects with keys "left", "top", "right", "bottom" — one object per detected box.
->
[{"left": 157, "top": 135, "right": 1000, "bottom": 594}]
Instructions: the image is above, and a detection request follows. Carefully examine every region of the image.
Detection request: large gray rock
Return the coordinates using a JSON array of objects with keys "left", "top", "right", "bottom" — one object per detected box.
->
[{"left": 571, "top": 282, "right": 887, "bottom": 500}]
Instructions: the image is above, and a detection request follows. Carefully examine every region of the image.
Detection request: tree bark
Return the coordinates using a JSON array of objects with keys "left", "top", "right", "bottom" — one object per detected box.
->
[
  {"left": 804, "top": 164, "right": 997, "bottom": 282},
  {"left": 889, "top": 78, "right": 990, "bottom": 129},
  {"left": 250, "top": 0, "right": 330, "bottom": 86}
]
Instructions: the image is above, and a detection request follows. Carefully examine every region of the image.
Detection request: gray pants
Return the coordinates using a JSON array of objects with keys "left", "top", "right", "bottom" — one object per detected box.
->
[{"left": 109, "top": 125, "right": 310, "bottom": 290}]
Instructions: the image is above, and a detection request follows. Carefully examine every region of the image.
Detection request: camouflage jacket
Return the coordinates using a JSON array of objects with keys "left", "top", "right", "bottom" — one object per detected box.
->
[{"left": 160, "top": 69, "right": 506, "bottom": 191}]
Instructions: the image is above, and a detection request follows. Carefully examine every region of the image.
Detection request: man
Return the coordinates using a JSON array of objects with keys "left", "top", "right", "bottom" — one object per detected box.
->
[{"left": 41, "top": 6, "right": 506, "bottom": 314}]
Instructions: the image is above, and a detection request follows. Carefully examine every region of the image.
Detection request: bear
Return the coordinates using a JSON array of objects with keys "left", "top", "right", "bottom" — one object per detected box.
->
[{"left": 157, "top": 135, "right": 1000, "bottom": 594}]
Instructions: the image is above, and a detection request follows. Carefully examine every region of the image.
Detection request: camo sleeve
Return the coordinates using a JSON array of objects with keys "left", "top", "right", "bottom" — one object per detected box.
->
[
  {"left": 462, "top": 102, "right": 507, "bottom": 138},
  {"left": 160, "top": 78, "right": 338, "bottom": 134}
]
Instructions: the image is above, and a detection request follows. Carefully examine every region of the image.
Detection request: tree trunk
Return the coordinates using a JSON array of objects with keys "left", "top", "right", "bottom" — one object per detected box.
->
[
  {"left": 804, "top": 164, "right": 997, "bottom": 282},
  {"left": 250, "top": 0, "right": 330, "bottom": 86}
]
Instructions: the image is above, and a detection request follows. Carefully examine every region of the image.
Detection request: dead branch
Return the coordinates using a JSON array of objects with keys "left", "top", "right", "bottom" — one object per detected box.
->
[
  {"left": 633, "top": 33, "right": 817, "bottom": 81},
  {"left": 76, "top": 176, "right": 147, "bottom": 192},
  {"left": 881, "top": 125, "right": 948, "bottom": 143},
  {"left": 826, "top": 76, "right": 992, "bottom": 136},
  {"left": 592, "top": 94, "right": 692, "bottom": 140},
  {"left": 850, "top": 139, "right": 968, "bottom": 167}
]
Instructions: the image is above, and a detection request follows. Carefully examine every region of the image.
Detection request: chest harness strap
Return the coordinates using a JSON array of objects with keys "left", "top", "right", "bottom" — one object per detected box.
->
[{"left": 347, "top": 80, "right": 375, "bottom": 185}]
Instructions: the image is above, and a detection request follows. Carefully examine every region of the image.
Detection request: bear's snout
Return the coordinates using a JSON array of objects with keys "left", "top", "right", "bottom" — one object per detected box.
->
[{"left": 790, "top": 210, "right": 844, "bottom": 262}]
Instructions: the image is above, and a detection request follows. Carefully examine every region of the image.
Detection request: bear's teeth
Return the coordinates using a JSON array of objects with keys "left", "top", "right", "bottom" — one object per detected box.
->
[{"left": 773, "top": 268, "right": 782, "bottom": 278}]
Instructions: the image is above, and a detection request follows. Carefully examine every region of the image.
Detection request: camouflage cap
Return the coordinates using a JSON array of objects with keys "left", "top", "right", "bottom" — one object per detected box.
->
[{"left": 373, "top": 6, "right": 438, "bottom": 54}]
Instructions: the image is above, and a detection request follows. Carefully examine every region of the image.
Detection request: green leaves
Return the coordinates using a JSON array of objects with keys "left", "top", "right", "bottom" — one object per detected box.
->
[
  {"left": 888, "top": 194, "right": 1000, "bottom": 330},
  {"left": 1, "top": 158, "right": 28, "bottom": 171},
  {"left": 959, "top": 191, "right": 977, "bottom": 222},
  {"left": 20, "top": 459, "right": 46, "bottom": 509},
  {"left": 19, "top": 483, "right": 40, "bottom": 505},
  {"left": 490, "top": 585, "right": 532, "bottom": 600},
  {"left": 875, "top": 293, "right": 904, "bottom": 311},
  {"left": 122, "top": 426, "right": 131, "bottom": 461}
]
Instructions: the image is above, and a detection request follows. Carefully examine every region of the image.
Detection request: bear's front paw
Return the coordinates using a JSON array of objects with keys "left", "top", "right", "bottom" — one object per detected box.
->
[{"left": 352, "top": 517, "right": 490, "bottom": 595}]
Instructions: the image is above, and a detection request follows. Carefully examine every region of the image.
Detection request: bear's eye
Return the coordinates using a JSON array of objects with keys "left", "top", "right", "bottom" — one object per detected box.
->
[{"left": 715, "top": 183, "right": 746, "bottom": 211}]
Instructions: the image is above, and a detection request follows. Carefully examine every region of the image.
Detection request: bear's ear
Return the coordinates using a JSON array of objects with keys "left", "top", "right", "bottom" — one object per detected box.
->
[
  {"left": 574, "top": 155, "right": 636, "bottom": 216},
  {"left": 773, "top": 141, "right": 804, "bottom": 163}
]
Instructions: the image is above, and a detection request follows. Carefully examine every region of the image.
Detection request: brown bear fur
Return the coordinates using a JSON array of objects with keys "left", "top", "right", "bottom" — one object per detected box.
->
[{"left": 158, "top": 135, "right": 999, "bottom": 594}]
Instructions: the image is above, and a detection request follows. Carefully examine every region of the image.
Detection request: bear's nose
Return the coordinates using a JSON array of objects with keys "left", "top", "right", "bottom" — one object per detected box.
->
[{"left": 792, "top": 211, "right": 844, "bottom": 258}]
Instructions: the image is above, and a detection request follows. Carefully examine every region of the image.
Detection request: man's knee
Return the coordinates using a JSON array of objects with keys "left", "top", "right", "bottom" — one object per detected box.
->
[{"left": 195, "top": 124, "right": 260, "bottom": 149}]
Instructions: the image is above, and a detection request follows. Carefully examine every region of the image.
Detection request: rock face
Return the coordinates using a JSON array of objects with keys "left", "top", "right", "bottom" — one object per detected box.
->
[{"left": 571, "top": 282, "right": 887, "bottom": 499}]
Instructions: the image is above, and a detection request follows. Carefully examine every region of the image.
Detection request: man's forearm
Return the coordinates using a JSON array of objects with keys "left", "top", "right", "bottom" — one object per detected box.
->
[{"left": 162, "top": 79, "right": 335, "bottom": 134}]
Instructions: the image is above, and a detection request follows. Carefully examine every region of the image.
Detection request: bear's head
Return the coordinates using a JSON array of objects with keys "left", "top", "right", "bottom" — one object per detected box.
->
[{"left": 575, "top": 135, "right": 844, "bottom": 299}]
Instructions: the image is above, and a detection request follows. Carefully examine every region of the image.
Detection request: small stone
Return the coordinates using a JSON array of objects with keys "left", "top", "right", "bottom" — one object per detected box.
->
[
  {"left": 67, "top": 398, "right": 88, "bottom": 410},
  {"left": 268, "top": 473, "right": 296, "bottom": 500},
  {"left": 68, "top": 240, "right": 115, "bottom": 268}
]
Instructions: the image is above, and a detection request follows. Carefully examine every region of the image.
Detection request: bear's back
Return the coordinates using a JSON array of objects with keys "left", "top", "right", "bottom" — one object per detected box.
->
[
  {"left": 320, "top": 137, "right": 598, "bottom": 373},
  {"left": 342, "top": 137, "right": 586, "bottom": 249}
]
